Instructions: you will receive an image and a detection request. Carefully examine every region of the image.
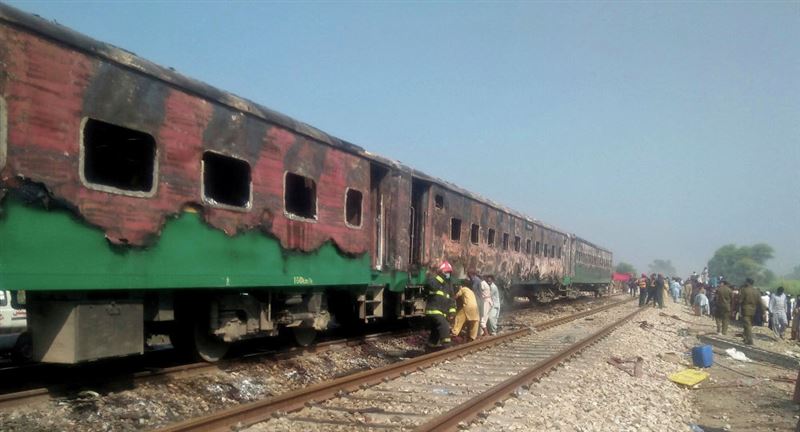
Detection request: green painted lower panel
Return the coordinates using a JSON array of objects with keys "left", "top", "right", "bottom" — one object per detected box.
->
[
  {"left": 572, "top": 263, "right": 611, "bottom": 285},
  {"left": 0, "top": 197, "right": 413, "bottom": 292}
]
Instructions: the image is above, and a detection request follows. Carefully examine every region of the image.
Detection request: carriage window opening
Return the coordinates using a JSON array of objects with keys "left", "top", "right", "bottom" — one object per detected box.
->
[
  {"left": 450, "top": 218, "right": 462, "bottom": 241},
  {"left": 82, "top": 118, "right": 156, "bottom": 193},
  {"left": 487, "top": 229, "right": 496, "bottom": 246},
  {"left": 526, "top": 239, "right": 532, "bottom": 254},
  {"left": 345, "top": 189, "right": 363, "bottom": 227},
  {"left": 535, "top": 241, "right": 541, "bottom": 255},
  {"left": 285, "top": 172, "right": 317, "bottom": 219},
  {"left": 557, "top": 247, "right": 562, "bottom": 259},
  {"left": 514, "top": 236, "right": 521, "bottom": 252},
  {"left": 544, "top": 244, "right": 549, "bottom": 257},
  {"left": 470, "top": 224, "right": 480, "bottom": 245},
  {"left": 502, "top": 233, "right": 509, "bottom": 250},
  {"left": 434, "top": 194, "right": 444, "bottom": 209},
  {"left": 202, "top": 152, "right": 251, "bottom": 208},
  {"left": 551, "top": 247, "right": 556, "bottom": 258}
]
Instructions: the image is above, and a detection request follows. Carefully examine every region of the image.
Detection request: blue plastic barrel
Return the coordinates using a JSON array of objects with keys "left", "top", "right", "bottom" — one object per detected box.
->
[{"left": 691, "top": 345, "right": 713, "bottom": 368}]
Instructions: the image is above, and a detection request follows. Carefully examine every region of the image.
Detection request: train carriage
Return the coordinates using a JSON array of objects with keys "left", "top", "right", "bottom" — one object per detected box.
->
[{"left": 0, "top": 4, "right": 612, "bottom": 364}]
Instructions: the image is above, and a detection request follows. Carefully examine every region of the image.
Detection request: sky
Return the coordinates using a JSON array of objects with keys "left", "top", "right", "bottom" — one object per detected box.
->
[{"left": 7, "top": 1, "right": 799, "bottom": 276}]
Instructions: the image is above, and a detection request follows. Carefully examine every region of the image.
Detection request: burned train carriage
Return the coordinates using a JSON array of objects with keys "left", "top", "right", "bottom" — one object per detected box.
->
[{"left": 0, "top": 4, "right": 612, "bottom": 364}]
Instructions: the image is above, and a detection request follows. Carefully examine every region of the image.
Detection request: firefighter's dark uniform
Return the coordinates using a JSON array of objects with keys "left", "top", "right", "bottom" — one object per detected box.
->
[{"left": 425, "top": 273, "right": 456, "bottom": 347}]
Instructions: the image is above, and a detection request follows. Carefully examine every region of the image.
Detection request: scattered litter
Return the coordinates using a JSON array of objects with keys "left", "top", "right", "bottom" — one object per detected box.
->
[
  {"left": 638, "top": 321, "right": 654, "bottom": 330},
  {"left": 432, "top": 388, "right": 452, "bottom": 395},
  {"left": 669, "top": 369, "right": 710, "bottom": 387},
  {"left": 725, "top": 348, "right": 752, "bottom": 362},
  {"left": 689, "top": 423, "right": 705, "bottom": 432},
  {"left": 607, "top": 356, "right": 643, "bottom": 377}
]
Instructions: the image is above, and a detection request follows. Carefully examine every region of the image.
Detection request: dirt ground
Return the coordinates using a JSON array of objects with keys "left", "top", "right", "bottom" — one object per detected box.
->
[{"left": 672, "top": 304, "right": 800, "bottom": 432}]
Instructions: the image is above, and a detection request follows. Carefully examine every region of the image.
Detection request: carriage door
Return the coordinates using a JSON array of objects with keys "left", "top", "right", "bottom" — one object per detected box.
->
[
  {"left": 370, "top": 165, "right": 388, "bottom": 270},
  {"left": 410, "top": 178, "right": 430, "bottom": 266}
]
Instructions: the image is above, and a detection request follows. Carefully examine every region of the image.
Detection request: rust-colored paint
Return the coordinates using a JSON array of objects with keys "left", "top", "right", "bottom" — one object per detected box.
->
[
  {"left": 0, "top": 26, "right": 370, "bottom": 255},
  {"left": 421, "top": 186, "right": 564, "bottom": 285}
]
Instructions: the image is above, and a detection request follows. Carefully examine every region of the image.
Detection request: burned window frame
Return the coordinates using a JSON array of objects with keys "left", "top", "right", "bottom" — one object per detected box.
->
[
  {"left": 450, "top": 218, "right": 462, "bottom": 242},
  {"left": 344, "top": 187, "right": 364, "bottom": 229},
  {"left": 283, "top": 171, "right": 319, "bottom": 222},
  {"left": 487, "top": 228, "right": 496, "bottom": 246},
  {"left": 535, "top": 241, "right": 541, "bottom": 255},
  {"left": 78, "top": 117, "right": 159, "bottom": 198},
  {"left": 434, "top": 194, "right": 445, "bottom": 210},
  {"left": 200, "top": 150, "right": 253, "bottom": 211},
  {"left": 0, "top": 96, "right": 6, "bottom": 172},
  {"left": 502, "top": 233, "right": 509, "bottom": 251},
  {"left": 470, "top": 223, "right": 480, "bottom": 245},
  {"left": 526, "top": 239, "right": 532, "bottom": 254},
  {"left": 514, "top": 235, "right": 521, "bottom": 252}
]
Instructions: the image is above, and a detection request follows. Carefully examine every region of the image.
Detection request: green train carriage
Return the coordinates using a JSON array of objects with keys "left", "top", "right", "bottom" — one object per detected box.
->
[{"left": 0, "top": 4, "right": 612, "bottom": 363}]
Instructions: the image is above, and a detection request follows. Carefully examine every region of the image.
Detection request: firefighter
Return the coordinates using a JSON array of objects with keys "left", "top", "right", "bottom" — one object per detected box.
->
[{"left": 425, "top": 260, "right": 456, "bottom": 348}]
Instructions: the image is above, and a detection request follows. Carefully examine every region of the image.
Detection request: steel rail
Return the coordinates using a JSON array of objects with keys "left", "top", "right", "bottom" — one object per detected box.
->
[
  {"left": 154, "top": 298, "right": 634, "bottom": 432},
  {"left": 154, "top": 328, "right": 531, "bottom": 432},
  {"left": 534, "top": 297, "right": 634, "bottom": 331},
  {"left": 414, "top": 306, "right": 645, "bottom": 432}
]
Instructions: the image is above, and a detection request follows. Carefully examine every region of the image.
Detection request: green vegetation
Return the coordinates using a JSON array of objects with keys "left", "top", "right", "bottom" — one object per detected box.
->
[
  {"left": 648, "top": 259, "right": 677, "bottom": 277},
  {"left": 785, "top": 265, "right": 800, "bottom": 280},
  {"left": 614, "top": 262, "right": 636, "bottom": 275},
  {"left": 707, "top": 243, "right": 774, "bottom": 286},
  {"left": 768, "top": 279, "right": 800, "bottom": 296}
]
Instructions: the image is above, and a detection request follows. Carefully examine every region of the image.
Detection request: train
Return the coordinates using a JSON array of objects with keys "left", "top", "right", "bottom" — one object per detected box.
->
[{"left": 0, "top": 4, "right": 612, "bottom": 364}]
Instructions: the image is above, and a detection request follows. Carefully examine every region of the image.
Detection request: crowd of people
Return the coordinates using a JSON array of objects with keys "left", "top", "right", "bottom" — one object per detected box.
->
[
  {"left": 626, "top": 267, "right": 796, "bottom": 346},
  {"left": 424, "top": 261, "right": 502, "bottom": 348}
]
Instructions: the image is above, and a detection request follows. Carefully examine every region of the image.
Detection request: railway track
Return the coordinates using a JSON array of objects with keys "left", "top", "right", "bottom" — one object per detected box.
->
[
  {"left": 0, "top": 331, "right": 407, "bottom": 410},
  {"left": 155, "top": 297, "right": 637, "bottom": 432}
]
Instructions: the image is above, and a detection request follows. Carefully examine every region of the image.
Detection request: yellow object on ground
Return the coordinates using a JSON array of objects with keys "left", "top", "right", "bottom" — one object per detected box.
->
[{"left": 668, "top": 369, "right": 710, "bottom": 387}]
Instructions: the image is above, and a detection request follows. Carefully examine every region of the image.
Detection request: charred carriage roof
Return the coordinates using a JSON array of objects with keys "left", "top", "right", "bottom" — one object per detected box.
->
[{"left": 0, "top": 3, "right": 605, "bottom": 254}]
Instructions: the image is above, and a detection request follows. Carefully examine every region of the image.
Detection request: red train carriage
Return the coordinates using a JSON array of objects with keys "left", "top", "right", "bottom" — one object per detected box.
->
[{"left": 0, "top": 4, "right": 612, "bottom": 363}]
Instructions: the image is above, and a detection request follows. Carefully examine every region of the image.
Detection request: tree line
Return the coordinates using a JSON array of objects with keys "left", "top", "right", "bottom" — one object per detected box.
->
[{"left": 615, "top": 243, "right": 799, "bottom": 294}]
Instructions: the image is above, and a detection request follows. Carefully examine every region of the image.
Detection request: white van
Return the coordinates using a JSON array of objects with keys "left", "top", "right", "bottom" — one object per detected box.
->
[{"left": 0, "top": 290, "right": 27, "bottom": 353}]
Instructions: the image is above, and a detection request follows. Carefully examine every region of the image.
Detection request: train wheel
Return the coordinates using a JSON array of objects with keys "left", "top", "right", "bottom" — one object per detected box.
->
[
  {"left": 292, "top": 327, "right": 316, "bottom": 347},
  {"left": 11, "top": 332, "right": 32, "bottom": 363},
  {"left": 193, "top": 321, "right": 229, "bottom": 362}
]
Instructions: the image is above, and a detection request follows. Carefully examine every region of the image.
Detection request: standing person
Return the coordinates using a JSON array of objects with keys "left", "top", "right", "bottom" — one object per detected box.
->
[
  {"left": 694, "top": 288, "right": 709, "bottom": 316},
  {"left": 486, "top": 275, "right": 501, "bottom": 335},
  {"left": 715, "top": 280, "right": 733, "bottom": 335},
  {"left": 792, "top": 299, "right": 800, "bottom": 341},
  {"left": 424, "top": 261, "right": 455, "bottom": 348},
  {"left": 628, "top": 277, "right": 637, "bottom": 297},
  {"left": 683, "top": 278, "right": 693, "bottom": 306},
  {"left": 479, "top": 276, "right": 493, "bottom": 336},
  {"left": 468, "top": 270, "right": 483, "bottom": 322},
  {"left": 451, "top": 280, "right": 480, "bottom": 342},
  {"left": 656, "top": 274, "right": 666, "bottom": 309},
  {"left": 755, "top": 292, "right": 766, "bottom": 327},
  {"left": 669, "top": 278, "right": 681, "bottom": 303},
  {"left": 769, "top": 287, "right": 788, "bottom": 339},
  {"left": 646, "top": 274, "right": 658, "bottom": 306},
  {"left": 638, "top": 274, "right": 648, "bottom": 306},
  {"left": 739, "top": 278, "right": 760, "bottom": 345}
]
